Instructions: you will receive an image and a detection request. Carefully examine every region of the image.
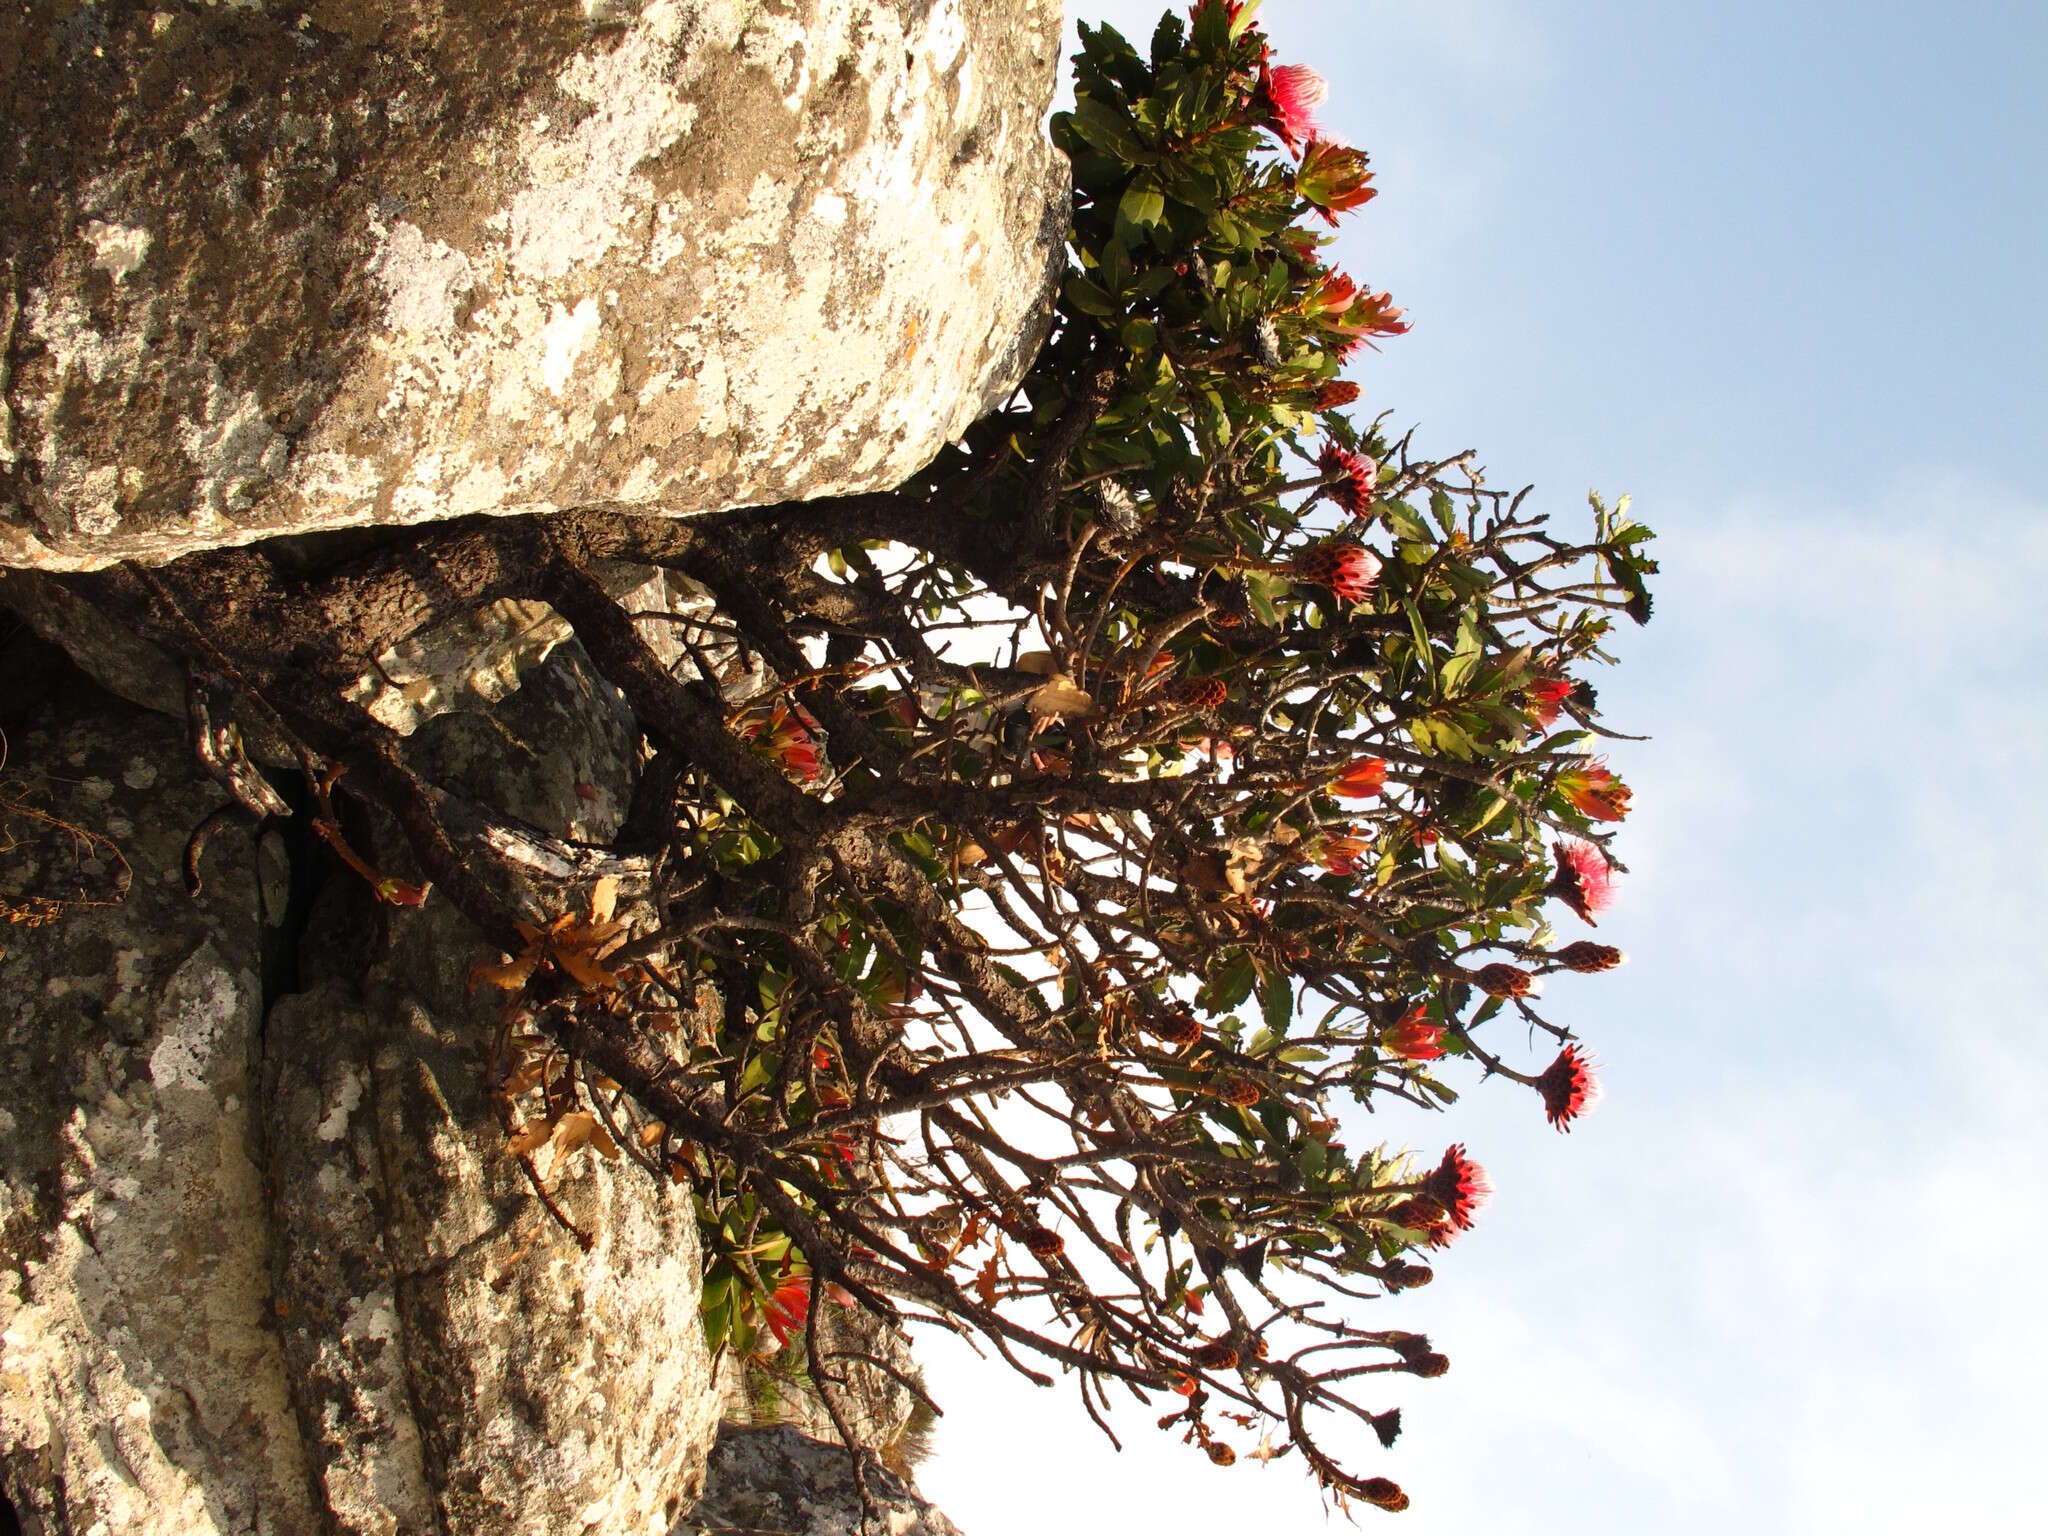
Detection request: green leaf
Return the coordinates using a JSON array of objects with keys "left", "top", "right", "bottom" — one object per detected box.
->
[
  {"left": 1115, "top": 180, "right": 1168, "bottom": 245},
  {"left": 1063, "top": 272, "right": 1117, "bottom": 316},
  {"left": 1260, "top": 969, "right": 1294, "bottom": 1034},
  {"left": 1429, "top": 489, "right": 1459, "bottom": 537}
]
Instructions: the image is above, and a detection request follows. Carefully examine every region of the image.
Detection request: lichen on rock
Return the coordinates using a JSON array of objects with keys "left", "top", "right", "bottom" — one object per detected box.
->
[{"left": 0, "top": 0, "right": 1070, "bottom": 572}]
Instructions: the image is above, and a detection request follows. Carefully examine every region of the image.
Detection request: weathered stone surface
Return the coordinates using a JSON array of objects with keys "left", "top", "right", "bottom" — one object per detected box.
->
[
  {"left": 0, "top": 684, "right": 317, "bottom": 1534},
  {"left": 718, "top": 1305, "right": 923, "bottom": 1453},
  {"left": 342, "top": 561, "right": 712, "bottom": 737},
  {"left": 1, "top": 0, "right": 1069, "bottom": 572},
  {"left": 678, "top": 1425, "right": 963, "bottom": 1536},
  {"left": 0, "top": 643, "right": 723, "bottom": 1532}
]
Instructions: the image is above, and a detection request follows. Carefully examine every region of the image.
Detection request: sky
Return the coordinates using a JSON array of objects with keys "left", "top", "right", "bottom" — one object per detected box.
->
[{"left": 913, "top": 3, "right": 2048, "bottom": 1532}]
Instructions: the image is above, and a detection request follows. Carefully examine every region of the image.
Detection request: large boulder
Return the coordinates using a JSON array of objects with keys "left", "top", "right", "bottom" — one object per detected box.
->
[
  {"left": 0, "top": 673, "right": 309, "bottom": 1534},
  {"left": 0, "top": 642, "right": 723, "bottom": 1534},
  {"left": 0, "top": 0, "right": 1069, "bottom": 571}
]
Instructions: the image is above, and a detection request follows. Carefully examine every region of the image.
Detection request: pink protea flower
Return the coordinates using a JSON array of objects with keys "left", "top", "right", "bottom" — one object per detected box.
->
[
  {"left": 1558, "top": 759, "right": 1632, "bottom": 821},
  {"left": 1332, "top": 755, "right": 1388, "bottom": 799},
  {"left": 1321, "top": 831, "right": 1373, "bottom": 877},
  {"left": 1523, "top": 675, "right": 1573, "bottom": 727},
  {"left": 1291, "top": 541, "right": 1381, "bottom": 603},
  {"left": 1319, "top": 439, "right": 1377, "bottom": 516},
  {"left": 1424, "top": 1144, "right": 1492, "bottom": 1230},
  {"left": 1548, "top": 838, "right": 1615, "bottom": 925},
  {"left": 1296, "top": 138, "right": 1378, "bottom": 224},
  {"left": 1261, "top": 61, "right": 1327, "bottom": 153},
  {"left": 1380, "top": 1004, "right": 1445, "bottom": 1061},
  {"left": 1535, "top": 1043, "right": 1602, "bottom": 1132}
]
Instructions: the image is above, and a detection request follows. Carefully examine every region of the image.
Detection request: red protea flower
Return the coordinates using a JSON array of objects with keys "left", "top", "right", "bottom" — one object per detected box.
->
[
  {"left": 1535, "top": 1043, "right": 1602, "bottom": 1132},
  {"left": 1330, "top": 288, "right": 1411, "bottom": 359},
  {"left": 1380, "top": 1004, "right": 1445, "bottom": 1061},
  {"left": 1260, "top": 61, "right": 1327, "bottom": 153},
  {"left": 1296, "top": 138, "right": 1378, "bottom": 224},
  {"left": 1314, "top": 379, "right": 1361, "bottom": 410},
  {"left": 1558, "top": 759, "right": 1633, "bottom": 821},
  {"left": 1177, "top": 676, "right": 1229, "bottom": 712},
  {"left": 763, "top": 1277, "right": 812, "bottom": 1349},
  {"left": 1473, "top": 962, "right": 1536, "bottom": 999},
  {"left": 1318, "top": 439, "right": 1377, "bottom": 516},
  {"left": 1304, "top": 269, "right": 1359, "bottom": 321},
  {"left": 1554, "top": 940, "right": 1626, "bottom": 973},
  {"left": 1424, "top": 1144, "right": 1491, "bottom": 1231},
  {"left": 1523, "top": 675, "right": 1573, "bottom": 727},
  {"left": 1332, "top": 755, "right": 1388, "bottom": 799},
  {"left": 1291, "top": 542, "right": 1381, "bottom": 603},
  {"left": 744, "top": 703, "right": 822, "bottom": 781},
  {"left": 1320, "top": 831, "right": 1373, "bottom": 877},
  {"left": 1549, "top": 838, "right": 1615, "bottom": 925}
]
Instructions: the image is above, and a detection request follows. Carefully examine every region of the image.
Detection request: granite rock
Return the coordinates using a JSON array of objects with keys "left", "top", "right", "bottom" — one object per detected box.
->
[{"left": 1, "top": 0, "right": 1069, "bottom": 571}]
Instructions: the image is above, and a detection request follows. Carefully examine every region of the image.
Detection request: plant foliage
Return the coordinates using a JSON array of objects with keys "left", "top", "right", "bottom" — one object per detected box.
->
[{"left": 90, "top": 1, "right": 1656, "bottom": 1514}]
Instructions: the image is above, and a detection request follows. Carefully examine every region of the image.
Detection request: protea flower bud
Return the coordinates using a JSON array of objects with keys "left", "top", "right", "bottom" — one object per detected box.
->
[
  {"left": 1361, "top": 1477, "right": 1409, "bottom": 1511},
  {"left": 1315, "top": 379, "right": 1362, "bottom": 410},
  {"left": 1148, "top": 1010, "right": 1205, "bottom": 1048},
  {"left": 1254, "top": 316, "right": 1284, "bottom": 367},
  {"left": 1473, "top": 962, "right": 1536, "bottom": 998},
  {"left": 1554, "top": 940, "right": 1626, "bottom": 973},
  {"left": 1097, "top": 477, "right": 1141, "bottom": 536},
  {"left": 1290, "top": 542, "right": 1381, "bottom": 603},
  {"left": 1318, "top": 439, "right": 1376, "bottom": 516}
]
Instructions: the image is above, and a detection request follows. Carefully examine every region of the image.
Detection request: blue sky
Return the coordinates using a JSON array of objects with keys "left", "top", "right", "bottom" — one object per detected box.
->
[{"left": 914, "top": 3, "right": 2048, "bottom": 1532}]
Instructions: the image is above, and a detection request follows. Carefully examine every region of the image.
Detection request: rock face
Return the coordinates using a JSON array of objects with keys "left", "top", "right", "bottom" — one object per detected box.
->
[
  {"left": 679, "top": 1425, "right": 963, "bottom": 1536},
  {"left": 0, "top": 0, "right": 1069, "bottom": 571},
  {"left": 0, "top": 644, "right": 722, "bottom": 1533},
  {"left": 0, "top": 686, "right": 309, "bottom": 1534}
]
